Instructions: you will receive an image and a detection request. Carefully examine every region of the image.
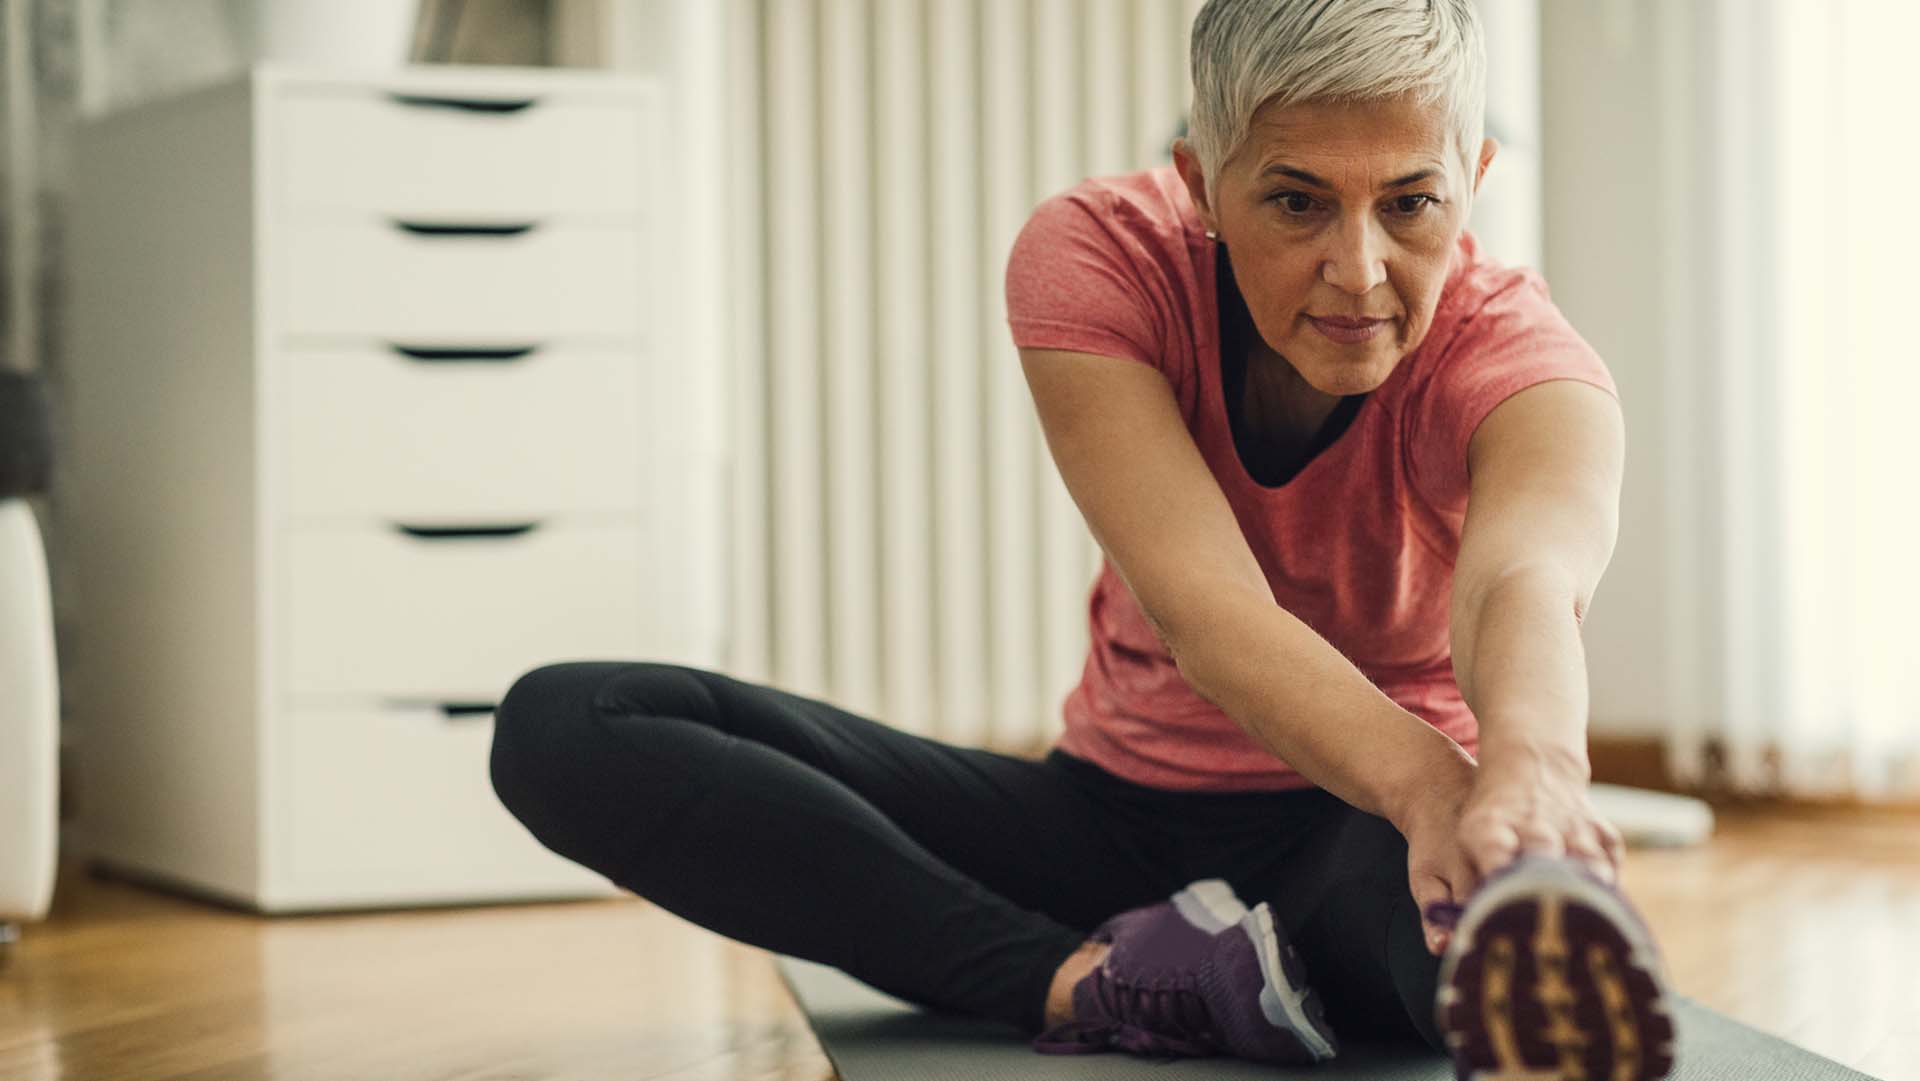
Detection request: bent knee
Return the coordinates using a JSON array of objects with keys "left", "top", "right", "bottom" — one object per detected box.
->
[
  {"left": 489, "top": 661, "right": 623, "bottom": 817},
  {"left": 489, "top": 660, "right": 701, "bottom": 814}
]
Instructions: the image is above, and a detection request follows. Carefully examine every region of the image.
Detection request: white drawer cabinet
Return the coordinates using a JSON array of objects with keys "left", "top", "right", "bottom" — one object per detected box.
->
[
  {"left": 280, "top": 521, "right": 648, "bottom": 700},
  {"left": 278, "top": 345, "right": 645, "bottom": 520},
  {"left": 276, "top": 702, "right": 581, "bottom": 907},
  {"left": 279, "top": 88, "right": 645, "bottom": 218},
  {"left": 282, "top": 221, "right": 645, "bottom": 340},
  {"left": 61, "top": 66, "right": 722, "bottom": 913}
]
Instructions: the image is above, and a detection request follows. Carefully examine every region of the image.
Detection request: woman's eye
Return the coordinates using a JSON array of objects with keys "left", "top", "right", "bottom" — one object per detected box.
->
[
  {"left": 1271, "top": 191, "right": 1317, "bottom": 216},
  {"left": 1269, "top": 191, "right": 1438, "bottom": 219}
]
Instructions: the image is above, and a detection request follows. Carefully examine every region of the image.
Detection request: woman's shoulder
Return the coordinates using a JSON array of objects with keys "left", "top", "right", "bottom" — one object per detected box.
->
[
  {"left": 1005, "top": 164, "right": 1209, "bottom": 388},
  {"left": 1395, "top": 231, "right": 1616, "bottom": 509},
  {"left": 1416, "top": 232, "right": 1576, "bottom": 371},
  {"left": 1024, "top": 164, "right": 1210, "bottom": 252}
]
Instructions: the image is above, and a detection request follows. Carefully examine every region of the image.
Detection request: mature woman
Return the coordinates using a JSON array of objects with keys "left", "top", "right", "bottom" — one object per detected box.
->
[{"left": 488, "top": 0, "right": 1674, "bottom": 1078}]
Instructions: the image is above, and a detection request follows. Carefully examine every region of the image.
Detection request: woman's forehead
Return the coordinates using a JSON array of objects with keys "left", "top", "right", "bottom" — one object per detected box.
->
[{"left": 1233, "top": 97, "right": 1454, "bottom": 182}]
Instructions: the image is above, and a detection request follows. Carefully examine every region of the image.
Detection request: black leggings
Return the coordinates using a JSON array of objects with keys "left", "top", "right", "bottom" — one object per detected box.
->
[{"left": 488, "top": 661, "right": 1445, "bottom": 1052}]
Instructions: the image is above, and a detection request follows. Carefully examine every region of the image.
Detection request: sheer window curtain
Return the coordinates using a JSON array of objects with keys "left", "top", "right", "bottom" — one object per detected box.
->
[{"left": 1665, "top": 0, "right": 1920, "bottom": 801}]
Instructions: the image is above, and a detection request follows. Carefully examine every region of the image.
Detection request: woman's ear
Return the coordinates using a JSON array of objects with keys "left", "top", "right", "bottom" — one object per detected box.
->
[
  {"left": 1472, "top": 136, "right": 1499, "bottom": 197},
  {"left": 1171, "top": 138, "right": 1220, "bottom": 236}
]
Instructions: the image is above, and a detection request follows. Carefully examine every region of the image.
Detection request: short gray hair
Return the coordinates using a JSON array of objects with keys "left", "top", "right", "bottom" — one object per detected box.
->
[{"left": 1187, "top": 0, "right": 1486, "bottom": 201}]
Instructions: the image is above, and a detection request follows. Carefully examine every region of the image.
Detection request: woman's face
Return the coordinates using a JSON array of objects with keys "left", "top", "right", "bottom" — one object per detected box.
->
[{"left": 1175, "top": 96, "right": 1496, "bottom": 396}]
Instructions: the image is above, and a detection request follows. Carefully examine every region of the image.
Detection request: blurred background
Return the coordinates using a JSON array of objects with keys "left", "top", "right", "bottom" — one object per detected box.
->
[{"left": 0, "top": 1, "right": 1916, "bottom": 1076}]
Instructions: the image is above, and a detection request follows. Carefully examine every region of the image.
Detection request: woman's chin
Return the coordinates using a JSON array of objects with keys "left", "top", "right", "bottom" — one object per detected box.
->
[{"left": 1302, "top": 352, "right": 1398, "bottom": 395}]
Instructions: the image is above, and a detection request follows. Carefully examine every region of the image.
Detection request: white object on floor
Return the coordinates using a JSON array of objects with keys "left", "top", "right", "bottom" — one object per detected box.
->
[
  {"left": 0, "top": 498, "right": 59, "bottom": 925},
  {"left": 1590, "top": 782, "right": 1716, "bottom": 848}
]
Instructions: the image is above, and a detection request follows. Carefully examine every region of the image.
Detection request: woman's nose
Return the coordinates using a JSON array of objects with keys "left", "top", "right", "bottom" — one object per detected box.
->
[{"left": 1320, "top": 215, "right": 1388, "bottom": 295}]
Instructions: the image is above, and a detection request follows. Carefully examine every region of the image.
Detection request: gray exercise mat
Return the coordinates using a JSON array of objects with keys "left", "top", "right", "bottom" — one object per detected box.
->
[{"left": 776, "top": 956, "right": 1883, "bottom": 1081}]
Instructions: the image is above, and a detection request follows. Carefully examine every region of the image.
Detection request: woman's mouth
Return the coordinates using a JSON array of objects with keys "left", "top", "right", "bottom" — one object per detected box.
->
[{"left": 1307, "top": 315, "right": 1390, "bottom": 345}]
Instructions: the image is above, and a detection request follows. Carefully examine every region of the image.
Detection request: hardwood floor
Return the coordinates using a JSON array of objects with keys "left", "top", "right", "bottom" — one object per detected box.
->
[{"left": 2, "top": 802, "right": 1915, "bottom": 1081}]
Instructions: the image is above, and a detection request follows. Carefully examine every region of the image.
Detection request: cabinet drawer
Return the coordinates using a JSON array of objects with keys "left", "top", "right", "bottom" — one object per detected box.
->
[
  {"left": 279, "top": 88, "right": 646, "bottom": 219},
  {"left": 273, "top": 701, "right": 620, "bottom": 907},
  {"left": 281, "top": 520, "right": 646, "bottom": 700},
  {"left": 279, "top": 345, "right": 645, "bottom": 520},
  {"left": 283, "top": 221, "right": 642, "bottom": 340}
]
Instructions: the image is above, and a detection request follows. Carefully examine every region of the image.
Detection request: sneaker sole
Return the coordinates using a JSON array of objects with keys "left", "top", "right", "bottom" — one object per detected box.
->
[
  {"left": 1244, "top": 903, "right": 1340, "bottom": 1063},
  {"left": 1434, "top": 859, "right": 1677, "bottom": 1081}
]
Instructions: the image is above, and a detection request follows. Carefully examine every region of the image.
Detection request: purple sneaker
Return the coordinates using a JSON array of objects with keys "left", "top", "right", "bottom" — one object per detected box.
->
[
  {"left": 1031, "top": 878, "right": 1340, "bottom": 1064},
  {"left": 1434, "top": 853, "right": 1677, "bottom": 1081}
]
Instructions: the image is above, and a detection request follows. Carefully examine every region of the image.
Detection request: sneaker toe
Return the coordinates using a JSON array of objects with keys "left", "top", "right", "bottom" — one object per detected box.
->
[
  {"left": 1437, "top": 862, "right": 1677, "bottom": 1081},
  {"left": 1205, "top": 905, "right": 1341, "bottom": 1065}
]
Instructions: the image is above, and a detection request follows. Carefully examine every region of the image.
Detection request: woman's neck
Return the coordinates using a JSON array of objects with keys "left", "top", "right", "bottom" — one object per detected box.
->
[{"left": 1242, "top": 347, "right": 1343, "bottom": 441}]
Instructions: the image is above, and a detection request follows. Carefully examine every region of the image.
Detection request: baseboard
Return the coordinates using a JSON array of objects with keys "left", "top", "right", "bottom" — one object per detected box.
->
[
  {"left": 1587, "top": 734, "right": 1920, "bottom": 812},
  {"left": 989, "top": 733, "right": 1920, "bottom": 813},
  {"left": 1587, "top": 735, "right": 1676, "bottom": 792}
]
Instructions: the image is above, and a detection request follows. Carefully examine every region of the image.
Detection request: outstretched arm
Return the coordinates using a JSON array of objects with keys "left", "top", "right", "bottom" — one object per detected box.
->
[{"left": 1448, "top": 377, "right": 1628, "bottom": 885}]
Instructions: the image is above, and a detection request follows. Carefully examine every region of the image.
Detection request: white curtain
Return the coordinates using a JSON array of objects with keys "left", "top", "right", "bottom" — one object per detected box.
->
[{"left": 1667, "top": 0, "right": 1920, "bottom": 801}]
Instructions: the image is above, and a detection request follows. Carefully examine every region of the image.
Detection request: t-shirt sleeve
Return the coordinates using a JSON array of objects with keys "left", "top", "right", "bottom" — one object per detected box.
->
[
  {"left": 1004, "top": 188, "right": 1170, "bottom": 373},
  {"left": 1404, "top": 270, "right": 1621, "bottom": 510}
]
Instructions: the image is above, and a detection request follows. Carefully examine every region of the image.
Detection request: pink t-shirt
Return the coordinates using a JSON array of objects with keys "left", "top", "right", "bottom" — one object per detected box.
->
[{"left": 1004, "top": 164, "right": 1619, "bottom": 792}]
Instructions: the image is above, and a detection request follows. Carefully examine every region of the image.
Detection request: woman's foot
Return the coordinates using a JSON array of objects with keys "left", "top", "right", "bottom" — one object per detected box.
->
[
  {"left": 1031, "top": 879, "right": 1340, "bottom": 1065},
  {"left": 1041, "top": 938, "right": 1111, "bottom": 1028},
  {"left": 1434, "top": 853, "right": 1677, "bottom": 1081},
  {"left": 1041, "top": 876, "right": 1248, "bottom": 1028}
]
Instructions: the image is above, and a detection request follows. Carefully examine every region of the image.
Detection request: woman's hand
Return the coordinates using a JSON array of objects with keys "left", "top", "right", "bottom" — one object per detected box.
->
[
  {"left": 1457, "top": 752, "right": 1624, "bottom": 892},
  {"left": 1392, "top": 751, "right": 1482, "bottom": 957},
  {"left": 1395, "top": 749, "right": 1625, "bottom": 956}
]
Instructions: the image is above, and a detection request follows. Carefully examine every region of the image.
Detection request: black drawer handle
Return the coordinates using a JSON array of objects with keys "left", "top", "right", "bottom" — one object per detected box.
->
[
  {"left": 389, "top": 344, "right": 541, "bottom": 363},
  {"left": 392, "top": 521, "right": 541, "bottom": 540},
  {"left": 392, "top": 219, "right": 539, "bottom": 238},
  {"left": 381, "top": 698, "right": 499, "bottom": 720},
  {"left": 387, "top": 92, "right": 538, "bottom": 114}
]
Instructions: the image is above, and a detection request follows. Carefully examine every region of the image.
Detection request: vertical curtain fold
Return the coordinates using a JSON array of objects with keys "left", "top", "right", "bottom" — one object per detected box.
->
[{"left": 1672, "top": 0, "right": 1920, "bottom": 802}]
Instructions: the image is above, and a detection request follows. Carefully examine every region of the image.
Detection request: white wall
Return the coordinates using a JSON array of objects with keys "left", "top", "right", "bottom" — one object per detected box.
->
[
  {"left": 595, "top": 0, "right": 733, "bottom": 674},
  {"left": 1468, "top": 0, "right": 1542, "bottom": 272},
  {"left": 1540, "top": 2, "right": 1688, "bottom": 738}
]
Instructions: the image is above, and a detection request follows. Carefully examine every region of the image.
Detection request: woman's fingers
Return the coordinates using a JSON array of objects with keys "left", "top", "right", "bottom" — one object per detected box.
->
[
  {"left": 1408, "top": 868, "right": 1453, "bottom": 955},
  {"left": 1513, "top": 816, "right": 1566, "bottom": 858},
  {"left": 1568, "top": 823, "right": 1616, "bottom": 884},
  {"left": 1435, "top": 848, "right": 1481, "bottom": 954},
  {"left": 1595, "top": 817, "right": 1627, "bottom": 878},
  {"left": 1461, "top": 817, "right": 1522, "bottom": 881},
  {"left": 1409, "top": 836, "right": 1486, "bottom": 956}
]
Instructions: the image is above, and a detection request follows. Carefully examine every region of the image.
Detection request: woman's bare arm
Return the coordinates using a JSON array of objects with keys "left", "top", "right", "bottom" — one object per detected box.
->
[{"left": 1019, "top": 346, "right": 1475, "bottom": 826}]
